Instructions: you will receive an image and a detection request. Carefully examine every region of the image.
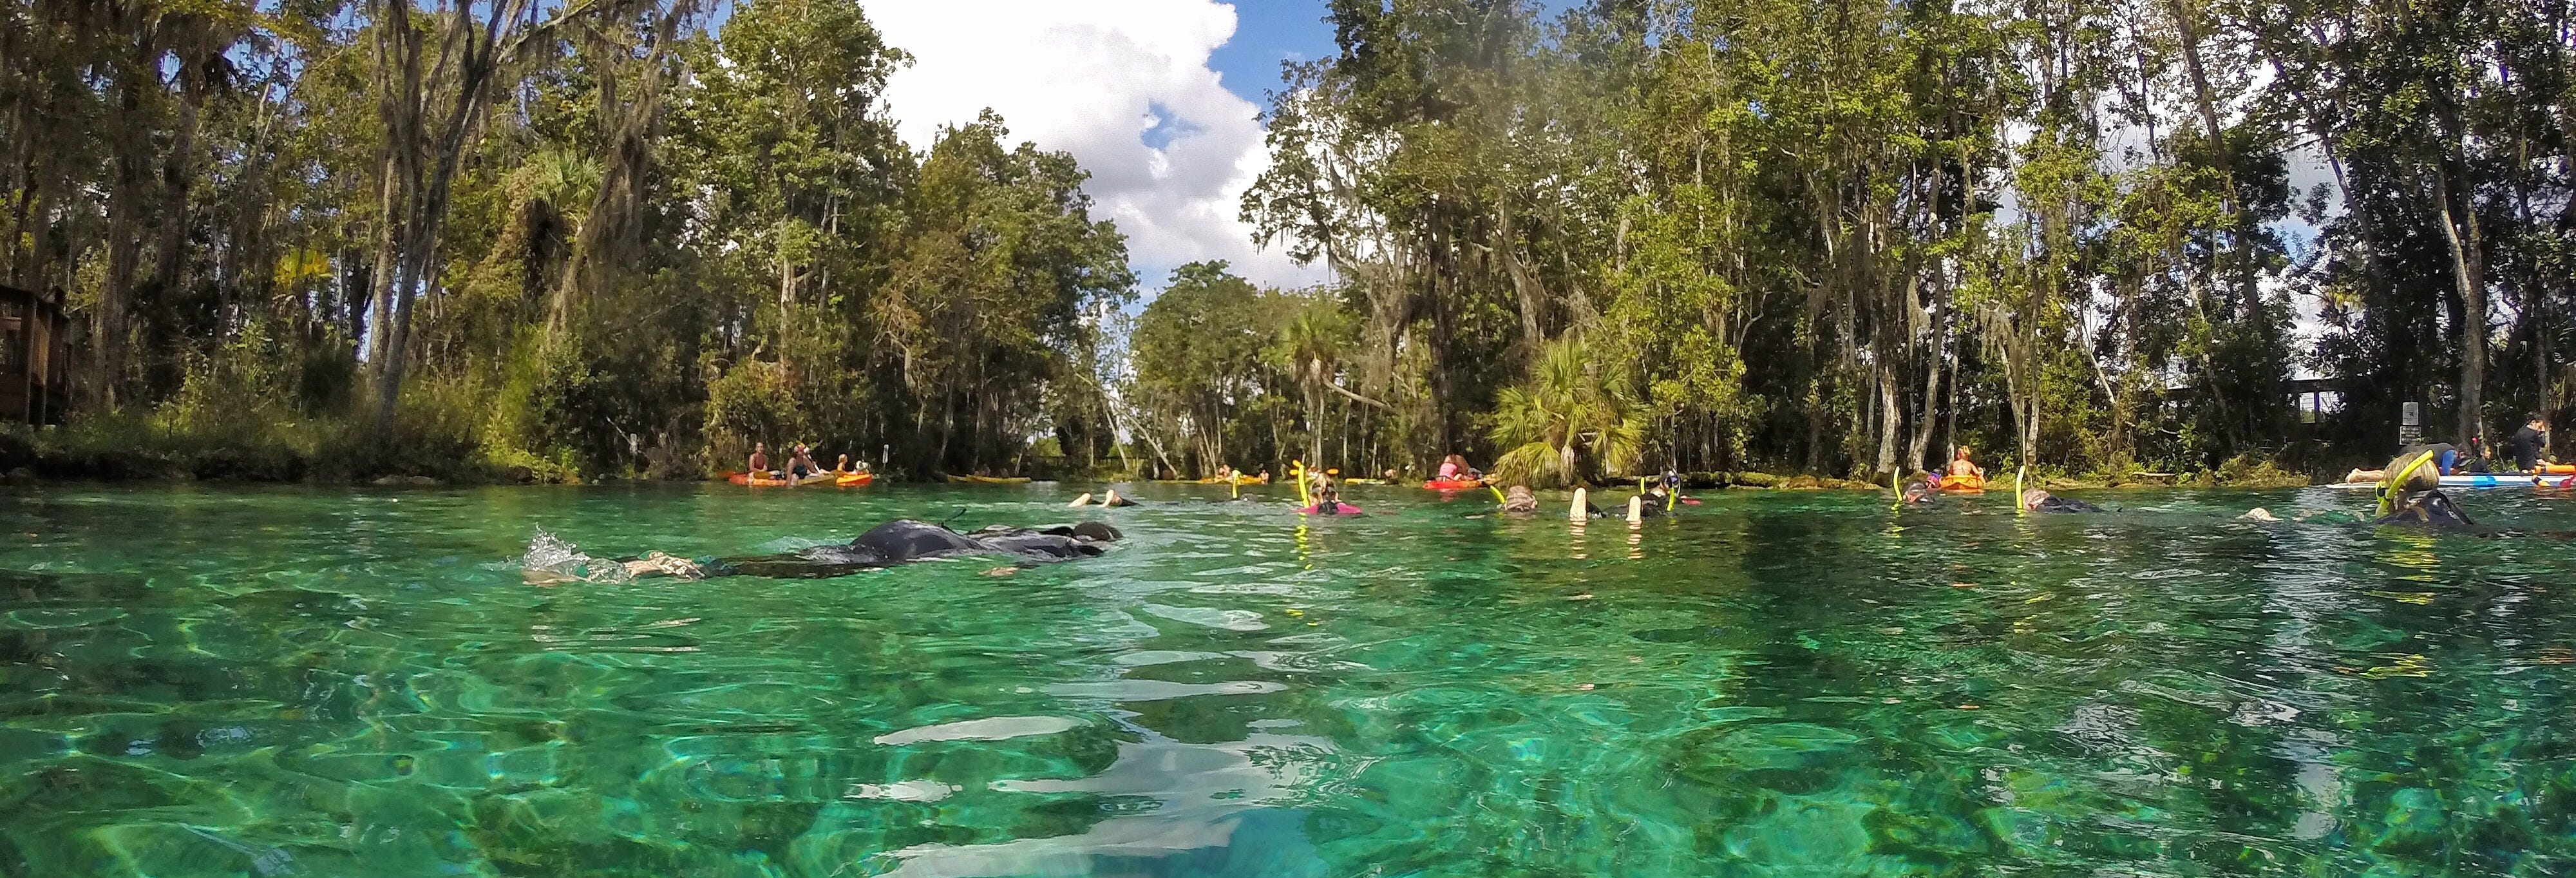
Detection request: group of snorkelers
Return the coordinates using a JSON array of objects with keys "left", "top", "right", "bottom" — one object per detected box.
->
[
  {"left": 547, "top": 427, "right": 2562, "bottom": 586},
  {"left": 1906, "top": 423, "right": 2564, "bottom": 530},
  {"left": 746, "top": 441, "right": 871, "bottom": 481},
  {"left": 2342, "top": 415, "right": 2561, "bottom": 484}
]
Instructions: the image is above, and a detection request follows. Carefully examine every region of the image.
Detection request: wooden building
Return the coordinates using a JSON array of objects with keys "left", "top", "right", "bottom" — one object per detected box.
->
[{"left": 1, "top": 283, "right": 70, "bottom": 425}]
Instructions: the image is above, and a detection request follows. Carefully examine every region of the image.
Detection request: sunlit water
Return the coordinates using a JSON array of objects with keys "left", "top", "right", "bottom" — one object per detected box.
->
[{"left": 3, "top": 482, "right": 2572, "bottom": 877}]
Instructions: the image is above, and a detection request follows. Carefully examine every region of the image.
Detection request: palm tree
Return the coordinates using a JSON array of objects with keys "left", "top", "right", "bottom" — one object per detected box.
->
[
  {"left": 1488, "top": 336, "right": 1643, "bottom": 488},
  {"left": 1276, "top": 301, "right": 1354, "bottom": 466}
]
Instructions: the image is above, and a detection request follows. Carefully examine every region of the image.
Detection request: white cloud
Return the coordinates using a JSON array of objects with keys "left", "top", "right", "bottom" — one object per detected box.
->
[{"left": 860, "top": 0, "right": 1329, "bottom": 292}]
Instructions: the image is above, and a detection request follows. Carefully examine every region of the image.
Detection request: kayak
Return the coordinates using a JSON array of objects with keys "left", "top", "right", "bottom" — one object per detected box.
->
[
  {"left": 1422, "top": 479, "right": 1484, "bottom": 491},
  {"left": 836, "top": 472, "right": 874, "bottom": 487},
  {"left": 947, "top": 475, "right": 1032, "bottom": 485},
  {"left": 727, "top": 472, "right": 828, "bottom": 487},
  {"left": 1935, "top": 473, "right": 1987, "bottom": 492},
  {"left": 1198, "top": 475, "right": 1265, "bottom": 485}
]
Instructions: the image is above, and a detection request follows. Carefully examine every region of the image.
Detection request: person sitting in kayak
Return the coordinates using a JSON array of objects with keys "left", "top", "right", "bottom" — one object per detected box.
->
[
  {"left": 834, "top": 453, "right": 855, "bottom": 475},
  {"left": 1213, "top": 464, "right": 1236, "bottom": 481},
  {"left": 749, "top": 443, "right": 774, "bottom": 478},
  {"left": 2020, "top": 489, "right": 2101, "bottom": 513},
  {"left": 788, "top": 444, "right": 822, "bottom": 480},
  {"left": 1437, "top": 454, "right": 1481, "bottom": 482},
  {"left": 1947, "top": 447, "right": 1985, "bottom": 482},
  {"left": 1255, "top": 468, "right": 1271, "bottom": 483},
  {"left": 524, "top": 520, "right": 1126, "bottom": 584},
  {"left": 1068, "top": 490, "right": 1137, "bottom": 507}
]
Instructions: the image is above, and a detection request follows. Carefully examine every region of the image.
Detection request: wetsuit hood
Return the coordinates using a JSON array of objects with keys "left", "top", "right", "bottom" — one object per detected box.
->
[{"left": 2374, "top": 489, "right": 2476, "bottom": 528}]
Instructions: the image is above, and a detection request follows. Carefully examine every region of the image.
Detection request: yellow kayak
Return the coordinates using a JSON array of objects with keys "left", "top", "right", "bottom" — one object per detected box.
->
[{"left": 947, "top": 475, "right": 1032, "bottom": 485}]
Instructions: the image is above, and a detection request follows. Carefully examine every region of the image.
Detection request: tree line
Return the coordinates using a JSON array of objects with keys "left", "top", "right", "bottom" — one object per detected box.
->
[
  {"left": 4, "top": 0, "right": 1128, "bottom": 479},
  {"left": 7, "top": 0, "right": 2573, "bottom": 484},
  {"left": 1135, "top": 0, "right": 2576, "bottom": 487}
]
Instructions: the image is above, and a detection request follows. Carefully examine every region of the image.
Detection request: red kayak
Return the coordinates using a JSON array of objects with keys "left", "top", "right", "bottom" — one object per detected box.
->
[{"left": 1422, "top": 479, "right": 1483, "bottom": 491}]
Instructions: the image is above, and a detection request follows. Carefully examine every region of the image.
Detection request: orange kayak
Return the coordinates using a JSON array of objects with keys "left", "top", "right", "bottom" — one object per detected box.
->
[
  {"left": 1422, "top": 479, "right": 1483, "bottom": 491},
  {"left": 836, "top": 472, "right": 874, "bottom": 487},
  {"left": 728, "top": 472, "right": 829, "bottom": 486},
  {"left": 1935, "top": 473, "right": 1986, "bottom": 492}
]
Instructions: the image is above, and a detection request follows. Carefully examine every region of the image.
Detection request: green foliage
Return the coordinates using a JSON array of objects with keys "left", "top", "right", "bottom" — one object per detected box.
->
[
  {"left": 10, "top": 0, "right": 2570, "bottom": 482},
  {"left": 1488, "top": 336, "right": 1644, "bottom": 488},
  {"left": 1126, "top": 262, "right": 1370, "bottom": 476}
]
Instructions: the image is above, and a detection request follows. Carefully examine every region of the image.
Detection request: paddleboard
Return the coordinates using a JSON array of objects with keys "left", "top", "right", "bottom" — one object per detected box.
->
[{"left": 2329, "top": 474, "right": 2561, "bottom": 489}]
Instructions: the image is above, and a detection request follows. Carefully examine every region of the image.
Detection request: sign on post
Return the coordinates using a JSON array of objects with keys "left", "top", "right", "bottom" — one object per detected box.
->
[{"left": 2400, "top": 401, "right": 2421, "bottom": 447}]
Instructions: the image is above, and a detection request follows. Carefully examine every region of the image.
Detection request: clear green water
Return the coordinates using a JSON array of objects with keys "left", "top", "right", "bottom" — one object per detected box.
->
[{"left": 2, "top": 482, "right": 2572, "bottom": 877}]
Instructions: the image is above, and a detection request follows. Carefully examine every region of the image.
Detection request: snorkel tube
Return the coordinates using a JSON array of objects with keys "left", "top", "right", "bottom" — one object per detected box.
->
[
  {"left": 2015, "top": 466, "right": 2029, "bottom": 516},
  {"left": 1292, "top": 460, "right": 1312, "bottom": 510},
  {"left": 2378, "top": 450, "right": 2442, "bottom": 517}
]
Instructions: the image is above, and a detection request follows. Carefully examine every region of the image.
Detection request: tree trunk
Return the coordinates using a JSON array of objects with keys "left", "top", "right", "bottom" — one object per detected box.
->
[
  {"left": 1874, "top": 359, "right": 1899, "bottom": 477},
  {"left": 2433, "top": 168, "right": 2485, "bottom": 446},
  {"left": 1908, "top": 294, "right": 1947, "bottom": 472}
]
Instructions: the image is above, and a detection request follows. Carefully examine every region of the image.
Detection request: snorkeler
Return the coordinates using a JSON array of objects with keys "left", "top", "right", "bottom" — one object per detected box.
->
[
  {"left": 2019, "top": 489, "right": 2102, "bottom": 513},
  {"left": 2372, "top": 486, "right": 2475, "bottom": 528},
  {"left": 1303, "top": 473, "right": 1360, "bottom": 515},
  {"left": 1501, "top": 485, "right": 1539, "bottom": 513},
  {"left": 1068, "top": 490, "right": 1138, "bottom": 507},
  {"left": 1901, "top": 471, "right": 1942, "bottom": 505},
  {"left": 522, "top": 520, "right": 1126, "bottom": 584}
]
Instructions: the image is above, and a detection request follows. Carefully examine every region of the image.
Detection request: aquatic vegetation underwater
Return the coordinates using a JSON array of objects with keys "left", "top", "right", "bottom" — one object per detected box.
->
[{"left": 0, "top": 483, "right": 2569, "bottom": 876}]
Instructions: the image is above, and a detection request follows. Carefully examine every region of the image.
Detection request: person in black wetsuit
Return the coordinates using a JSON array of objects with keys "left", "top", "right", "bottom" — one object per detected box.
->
[
  {"left": 2372, "top": 489, "right": 2475, "bottom": 528},
  {"left": 2019, "top": 489, "right": 2101, "bottom": 513},
  {"left": 524, "top": 520, "right": 1124, "bottom": 583},
  {"left": 2510, "top": 414, "right": 2551, "bottom": 473}
]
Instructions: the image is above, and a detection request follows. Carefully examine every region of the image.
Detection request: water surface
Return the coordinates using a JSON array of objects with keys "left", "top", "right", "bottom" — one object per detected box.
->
[{"left": 2, "top": 482, "right": 2571, "bottom": 876}]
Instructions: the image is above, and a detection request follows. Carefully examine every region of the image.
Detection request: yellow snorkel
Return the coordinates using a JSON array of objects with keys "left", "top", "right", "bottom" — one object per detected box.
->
[
  {"left": 1292, "top": 460, "right": 1311, "bottom": 509},
  {"left": 1891, "top": 470, "right": 1902, "bottom": 510},
  {"left": 2015, "top": 466, "right": 2028, "bottom": 516},
  {"left": 2378, "top": 450, "right": 2441, "bottom": 516}
]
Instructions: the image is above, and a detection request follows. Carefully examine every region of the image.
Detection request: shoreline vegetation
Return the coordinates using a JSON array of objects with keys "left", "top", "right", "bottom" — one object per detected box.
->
[
  {"left": 0, "top": 420, "right": 2313, "bottom": 490},
  {"left": 7, "top": 1, "right": 2568, "bottom": 491}
]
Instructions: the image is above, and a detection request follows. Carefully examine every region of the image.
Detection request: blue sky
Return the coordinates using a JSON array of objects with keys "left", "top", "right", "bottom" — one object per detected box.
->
[
  {"left": 1206, "top": 1, "right": 1340, "bottom": 109},
  {"left": 860, "top": 1, "right": 1345, "bottom": 291},
  {"left": 854, "top": 1, "right": 1575, "bottom": 293}
]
